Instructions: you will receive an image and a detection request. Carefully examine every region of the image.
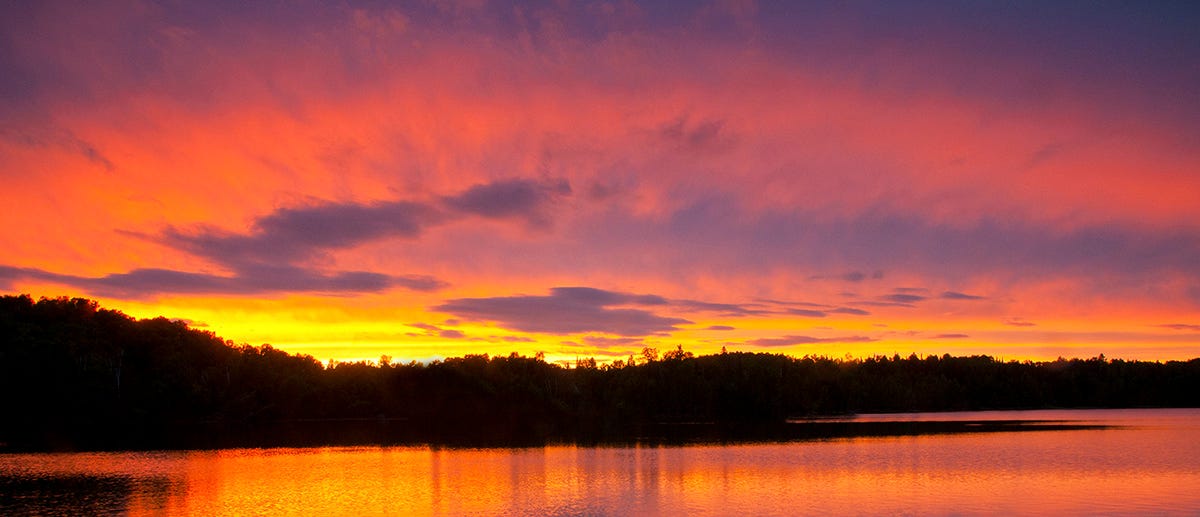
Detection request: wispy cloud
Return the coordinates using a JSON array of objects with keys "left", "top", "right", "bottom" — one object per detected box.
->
[
  {"left": 3, "top": 178, "right": 572, "bottom": 298},
  {"left": 5, "top": 265, "right": 445, "bottom": 298},
  {"left": 0, "top": 126, "right": 114, "bottom": 172},
  {"left": 881, "top": 293, "right": 926, "bottom": 304},
  {"left": 1004, "top": 318, "right": 1038, "bottom": 327},
  {"left": 407, "top": 322, "right": 470, "bottom": 340},
  {"left": 657, "top": 115, "right": 735, "bottom": 153},
  {"left": 1158, "top": 323, "right": 1200, "bottom": 332},
  {"left": 748, "top": 335, "right": 877, "bottom": 347},
  {"left": 434, "top": 287, "right": 692, "bottom": 336},
  {"left": 160, "top": 201, "right": 443, "bottom": 266},
  {"left": 786, "top": 308, "right": 828, "bottom": 318},
  {"left": 573, "top": 197, "right": 1200, "bottom": 302},
  {"left": 442, "top": 178, "right": 572, "bottom": 229},
  {"left": 829, "top": 307, "right": 871, "bottom": 316},
  {"left": 941, "top": 291, "right": 985, "bottom": 300},
  {"left": 163, "top": 177, "right": 570, "bottom": 267},
  {"left": 853, "top": 301, "right": 921, "bottom": 308},
  {"left": 671, "top": 299, "right": 765, "bottom": 316}
]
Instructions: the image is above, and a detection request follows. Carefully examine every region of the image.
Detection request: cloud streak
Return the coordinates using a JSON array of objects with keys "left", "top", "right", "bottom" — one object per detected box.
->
[
  {"left": 4, "top": 177, "right": 569, "bottom": 298},
  {"left": 1004, "top": 318, "right": 1038, "bottom": 327},
  {"left": 442, "top": 178, "right": 571, "bottom": 229},
  {"left": 748, "top": 335, "right": 878, "bottom": 347},
  {"left": 6, "top": 265, "right": 445, "bottom": 298},
  {"left": 571, "top": 198, "right": 1200, "bottom": 303},
  {"left": 941, "top": 291, "right": 985, "bottom": 300},
  {"left": 1159, "top": 324, "right": 1200, "bottom": 332},
  {"left": 160, "top": 201, "right": 443, "bottom": 267},
  {"left": 164, "top": 177, "right": 570, "bottom": 267},
  {"left": 434, "top": 287, "right": 692, "bottom": 337}
]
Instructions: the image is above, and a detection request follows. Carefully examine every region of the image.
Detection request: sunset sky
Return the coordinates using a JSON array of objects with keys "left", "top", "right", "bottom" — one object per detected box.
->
[{"left": 2, "top": 1, "right": 1199, "bottom": 364}]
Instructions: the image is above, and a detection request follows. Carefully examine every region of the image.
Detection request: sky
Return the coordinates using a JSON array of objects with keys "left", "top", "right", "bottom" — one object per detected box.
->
[{"left": 2, "top": 0, "right": 1199, "bottom": 364}]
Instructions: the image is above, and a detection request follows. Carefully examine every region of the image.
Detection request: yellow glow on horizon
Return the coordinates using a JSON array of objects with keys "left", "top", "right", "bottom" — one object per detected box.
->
[{"left": 6, "top": 280, "right": 1197, "bottom": 365}]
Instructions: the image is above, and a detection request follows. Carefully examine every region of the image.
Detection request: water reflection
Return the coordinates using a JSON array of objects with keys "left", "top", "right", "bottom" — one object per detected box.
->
[
  {"left": 1, "top": 409, "right": 1198, "bottom": 515},
  {"left": 0, "top": 451, "right": 181, "bottom": 516},
  {"left": 0, "top": 473, "right": 133, "bottom": 515}
]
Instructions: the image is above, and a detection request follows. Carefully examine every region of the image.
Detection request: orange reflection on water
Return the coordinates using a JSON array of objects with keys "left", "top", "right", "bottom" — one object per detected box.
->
[{"left": 3, "top": 409, "right": 1198, "bottom": 515}]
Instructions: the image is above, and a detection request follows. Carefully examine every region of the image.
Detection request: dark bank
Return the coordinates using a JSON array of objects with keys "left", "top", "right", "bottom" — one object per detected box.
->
[{"left": 3, "top": 295, "right": 1197, "bottom": 451}]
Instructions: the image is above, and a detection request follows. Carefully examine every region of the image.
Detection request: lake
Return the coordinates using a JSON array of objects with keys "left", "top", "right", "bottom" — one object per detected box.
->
[{"left": 2, "top": 408, "right": 1198, "bottom": 515}]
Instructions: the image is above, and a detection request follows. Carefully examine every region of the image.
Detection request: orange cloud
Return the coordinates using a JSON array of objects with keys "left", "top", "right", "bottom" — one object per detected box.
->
[{"left": 3, "top": 1, "right": 1198, "bottom": 362}]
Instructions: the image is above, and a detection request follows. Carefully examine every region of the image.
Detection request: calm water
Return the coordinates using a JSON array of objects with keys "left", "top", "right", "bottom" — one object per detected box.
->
[{"left": 2, "top": 409, "right": 1198, "bottom": 515}]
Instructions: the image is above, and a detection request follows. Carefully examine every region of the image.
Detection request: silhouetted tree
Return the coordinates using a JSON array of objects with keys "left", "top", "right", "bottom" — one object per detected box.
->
[{"left": 3, "top": 294, "right": 1199, "bottom": 451}]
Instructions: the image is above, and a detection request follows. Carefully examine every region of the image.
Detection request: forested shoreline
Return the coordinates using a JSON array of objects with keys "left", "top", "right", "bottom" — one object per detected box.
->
[{"left": 3, "top": 295, "right": 1199, "bottom": 450}]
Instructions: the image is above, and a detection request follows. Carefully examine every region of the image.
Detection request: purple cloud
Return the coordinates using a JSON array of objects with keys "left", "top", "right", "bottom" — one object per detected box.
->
[
  {"left": 0, "top": 178, "right": 578, "bottom": 298},
  {"left": 941, "top": 291, "right": 985, "bottom": 300},
  {"left": 406, "top": 321, "right": 469, "bottom": 340},
  {"left": 787, "top": 308, "right": 828, "bottom": 318},
  {"left": 841, "top": 271, "right": 867, "bottom": 282},
  {"left": 548, "top": 286, "right": 667, "bottom": 307},
  {"left": 1159, "top": 323, "right": 1200, "bottom": 332},
  {"left": 571, "top": 197, "right": 1200, "bottom": 300},
  {"left": 852, "top": 300, "right": 919, "bottom": 308},
  {"left": 163, "top": 200, "right": 442, "bottom": 265},
  {"left": 672, "top": 299, "right": 764, "bottom": 315},
  {"left": 809, "top": 270, "right": 885, "bottom": 283},
  {"left": 6, "top": 266, "right": 445, "bottom": 299},
  {"left": 658, "top": 115, "right": 734, "bottom": 152},
  {"left": 1, "top": 265, "right": 29, "bottom": 288},
  {"left": 829, "top": 307, "right": 871, "bottom": 316},
  {"left": 433, "top": 287, "right": 691, "bottom": 336},
  {"left": 1004, "top": 318, "right": 1038, "bottom": 327},
  {"left": 166, "top": 177, "right": 570, "bottom": 268},
  {"left": 442, "top": 178, "right": 571, "bottom": 229},
  {"left": 748, "top": 335, "right": 877, "bottom": 347},
  {"left": 882, "top": 293, "right": 926, "bottom": 304},
  {"left": 756, "top": 299, "right": 832, "bottom": 309},
  {"left": 0, "top": 126, "right": 114, "bottom": 172}
]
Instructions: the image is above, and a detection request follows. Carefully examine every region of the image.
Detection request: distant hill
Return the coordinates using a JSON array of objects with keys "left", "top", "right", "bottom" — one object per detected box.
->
[{"left": 2, "top": 294, "right": 1198, "bottom": 451}]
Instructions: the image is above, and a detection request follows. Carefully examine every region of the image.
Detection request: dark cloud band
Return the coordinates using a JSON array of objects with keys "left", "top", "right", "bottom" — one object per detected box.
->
[
  {"left": 434, "top": 287, "right": 691, "bottom": 336},
  {"left": 748, "top": 335, "right": 877, "bottom": 347},
  {"left": 3, "top": 177, "right": 570, "bottom": 298}
]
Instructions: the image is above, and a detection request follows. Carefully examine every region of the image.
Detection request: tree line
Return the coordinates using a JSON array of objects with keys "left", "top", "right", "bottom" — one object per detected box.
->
[{"left": 2, "top": 295, "right": 1198, "bottom": 449}]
